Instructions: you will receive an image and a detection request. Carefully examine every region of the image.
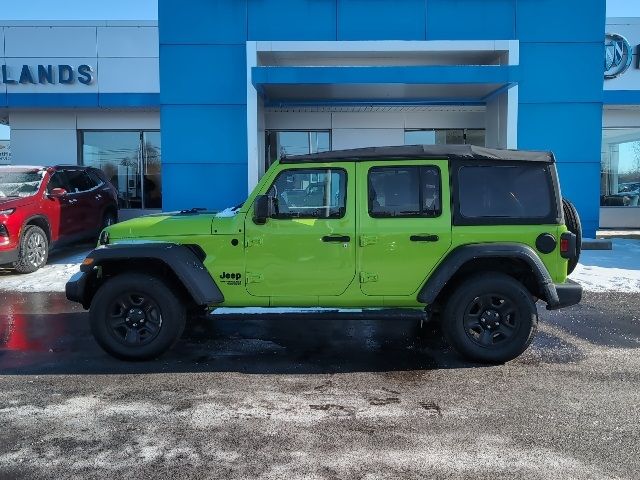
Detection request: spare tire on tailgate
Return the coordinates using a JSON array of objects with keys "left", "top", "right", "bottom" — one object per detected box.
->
[{"left": 562, "top": 198, "right": 582, "bottom": 275}]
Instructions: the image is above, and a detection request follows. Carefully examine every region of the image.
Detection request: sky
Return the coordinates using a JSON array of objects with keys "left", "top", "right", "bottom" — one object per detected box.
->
[{"left": 0, "top": 0, "right": 157, "bottom": 20}]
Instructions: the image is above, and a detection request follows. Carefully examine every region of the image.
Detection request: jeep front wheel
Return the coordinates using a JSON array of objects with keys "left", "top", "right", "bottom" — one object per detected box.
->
[
  {"left": 90, "top": 274, "right": 186, "bottom": 361},
  {"left": 442, "top": 273, "right": 538, "bottom": 364}
]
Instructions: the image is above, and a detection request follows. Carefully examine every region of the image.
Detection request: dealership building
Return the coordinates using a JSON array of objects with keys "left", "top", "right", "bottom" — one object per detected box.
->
[{"left": 0, "top": 1, "right": 639, "bottom": 237}]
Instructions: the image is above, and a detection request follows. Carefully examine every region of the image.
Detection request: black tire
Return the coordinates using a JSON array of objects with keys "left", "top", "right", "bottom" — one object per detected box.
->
[
  {"left": 442, "top": 273, "right": 538, "bottom": 364},
  {"left": 562, "top": 198, "right": 582, "bottom": 275},
  {"left": 13, "top": 225, "right": 49, "bottom": 274},
  {"left": 90, "top": 274, "right": 186, "bottom": 361}
]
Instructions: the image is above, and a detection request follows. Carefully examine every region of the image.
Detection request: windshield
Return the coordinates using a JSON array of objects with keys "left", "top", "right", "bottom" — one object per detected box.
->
[{"left": 0, "top": 171, "right": 44, "bottom": 198}]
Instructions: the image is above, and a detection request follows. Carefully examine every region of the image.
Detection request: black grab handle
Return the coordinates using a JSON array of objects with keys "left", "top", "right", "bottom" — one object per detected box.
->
[
  {"left": 410, "top": 234, "right": 439, "bottom": 242},
  {"left": 322, "top": 235, "right": 351, "bottom": 243}
]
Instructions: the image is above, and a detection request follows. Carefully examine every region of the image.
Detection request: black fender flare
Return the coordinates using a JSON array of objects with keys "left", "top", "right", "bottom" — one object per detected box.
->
[
  {"left": 67, "top": 242, "right": 224, "bottom": 307},
  {"left": 417, "top": 243, "right": 560, "bottom": 307}
]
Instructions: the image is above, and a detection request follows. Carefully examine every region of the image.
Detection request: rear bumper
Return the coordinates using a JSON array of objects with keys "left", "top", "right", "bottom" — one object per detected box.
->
[
  {"left": 0, "top": 247, "right": 19, "bottom": 266},
  {"left": 546, "top": 279, "right": 582, "bottom": 310}
]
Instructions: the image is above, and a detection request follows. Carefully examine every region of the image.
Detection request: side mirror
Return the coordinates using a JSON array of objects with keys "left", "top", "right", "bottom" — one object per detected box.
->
[
  {"left": 253, "top": 194, "right": 275, "bottom": 225},
  {"left": 48, "top": 187, "right": 67, "bottom": 198}
]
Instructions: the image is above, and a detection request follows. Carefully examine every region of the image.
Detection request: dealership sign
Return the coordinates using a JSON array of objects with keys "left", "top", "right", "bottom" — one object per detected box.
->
[
  {"left": 0, "top": 64, "right": 94, "bottom": 85},
  {"left": 605, "top": 33, "right": 633, "bottom": 79},
  {"left": 0, "top": 142, "right": 11, "bottom": 165}
]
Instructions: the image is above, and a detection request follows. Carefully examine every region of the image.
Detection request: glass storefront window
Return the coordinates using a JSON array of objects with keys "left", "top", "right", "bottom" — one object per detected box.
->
[
  {"left": 404, "top": 129, "right": 485, "bottom": 147},
  {"left": 601, "top": 128, "right": 640, "bottom": 207},
  {"left": 81, "top": 131, "right": 161, "bottom": 209},
  {"left": 265, "top": 130, "right": 330, "bottom": 169}
]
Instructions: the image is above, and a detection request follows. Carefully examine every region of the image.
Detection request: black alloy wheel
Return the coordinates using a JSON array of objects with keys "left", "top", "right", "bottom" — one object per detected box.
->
[
  {"left": 462, "top": 293, "right": 519, "bottom": 348},
  {"left": 107, "top": 292, "right": 163, "bottom": 346}
]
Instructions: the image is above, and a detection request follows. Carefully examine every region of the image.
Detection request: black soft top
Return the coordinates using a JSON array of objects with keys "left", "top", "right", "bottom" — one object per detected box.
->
[{"left": 281, "top": 145, "right": 554, "bottom": 164}]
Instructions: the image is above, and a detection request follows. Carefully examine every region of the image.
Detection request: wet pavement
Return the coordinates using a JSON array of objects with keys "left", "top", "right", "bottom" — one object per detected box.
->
[{"left": 0, "top": 290, "right": 639, "bottom": 479}]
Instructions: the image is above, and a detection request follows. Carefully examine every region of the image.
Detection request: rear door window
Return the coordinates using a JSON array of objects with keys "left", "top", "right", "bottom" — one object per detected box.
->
[
  {"left": 368, "top": 166, "right": 441, "bottom": 218},
  {"left": 65, "top": 170, "right": 98, "bottom": 193},
  {"left": 457, "top": 165, "right": 552, "bottom": 220}
]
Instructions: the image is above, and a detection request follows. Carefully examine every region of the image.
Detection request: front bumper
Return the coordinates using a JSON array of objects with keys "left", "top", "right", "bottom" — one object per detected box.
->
[
  {"left": 0, "top": 248, "right": 19, "bottom": 266},
  {"left": 546, "top": 279, "right": 582, "bottom": 310},
  {"left": 65, "top": 271, "right": 89, "bottom": 306}
]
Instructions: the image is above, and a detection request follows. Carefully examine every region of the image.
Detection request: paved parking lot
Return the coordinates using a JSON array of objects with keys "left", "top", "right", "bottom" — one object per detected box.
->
[{"left": 0, "top": 290, "right": 638, "bottom": 479}]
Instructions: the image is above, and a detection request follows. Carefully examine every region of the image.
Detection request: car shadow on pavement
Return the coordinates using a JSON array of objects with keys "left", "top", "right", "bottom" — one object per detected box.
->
[
  {"left": 0, "top": 292, "right": 492, "bottom": 375},
  {"left": 0, "top": 291, "right": 633, "bottom": 376}
]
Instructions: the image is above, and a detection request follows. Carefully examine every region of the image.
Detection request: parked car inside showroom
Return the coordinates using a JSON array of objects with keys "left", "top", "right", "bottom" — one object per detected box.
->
[{"left": 0, "top": 165, "right": 118, "bottom": 273}]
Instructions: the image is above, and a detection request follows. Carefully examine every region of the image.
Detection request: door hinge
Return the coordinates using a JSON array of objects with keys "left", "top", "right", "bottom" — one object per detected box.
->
[
  {"left": 359, "top": 235, "right": 378, "bottom": 247},
  {"left": 246, "top": 272, "right": 264, "bottom": 284},
  {"left": 359, "top": 272, "right": 379, "bottom": 283},
  {"left": 245, "top": 237, "right": 263, "bottom": 248}
]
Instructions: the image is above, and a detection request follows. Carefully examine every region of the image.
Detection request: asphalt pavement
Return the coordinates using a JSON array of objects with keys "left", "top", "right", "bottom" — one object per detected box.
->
[{"left": 0, "top": 289, "right": 638, "bottom": 479}]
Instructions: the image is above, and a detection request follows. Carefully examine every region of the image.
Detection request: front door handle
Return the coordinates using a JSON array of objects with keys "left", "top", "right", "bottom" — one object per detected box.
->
[
  {"left": 322, "top": 235, "right": 351, "bottom": 243},
  {"left": 410, "top": 234, "right": 439, "bottom": 242}
]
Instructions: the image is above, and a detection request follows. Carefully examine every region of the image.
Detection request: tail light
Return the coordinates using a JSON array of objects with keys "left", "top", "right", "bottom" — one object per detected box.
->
[{"left": 560, "top": 232, "right": 576, "bottom": 259}]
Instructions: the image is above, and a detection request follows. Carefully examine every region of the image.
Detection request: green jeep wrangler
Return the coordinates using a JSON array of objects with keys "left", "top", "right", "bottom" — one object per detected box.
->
[{"left": 66, "top": 145, "right": 582, "bottom": 363}]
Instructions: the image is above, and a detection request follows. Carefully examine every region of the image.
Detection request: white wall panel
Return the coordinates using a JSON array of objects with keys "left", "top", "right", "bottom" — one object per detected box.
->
[
  {"left": 404, "top": 110, "right": 485, "bottom": 129},
  {"left": 265, "top": 112, "right": 332, "bottom": 130},
  {"left": 4, "top": 27, "right": 97, "bottom": 58},
  {"left": 331, "top": 112, "right": 405, "bottom": 129},
  {"left": 10, "top": 129, "right": 77, "bottom": 165},
  {"left": 76, "top": 111, "right": 160, "bottom": 130},
  {"left": 603, "top": 107, "right": 640, "bottom": 128},
  {"left": 600, "top": 207, "right": 640, "bottom": 228},
  {"left": 9, "top": 111, "right": 76, "bottom": 130},
  {"left": 332, "top": 128, "right": 404, "bottom": 150},
  {"left": 97, "top": 27, "right": 158, "bottom": 58},
  {"left": 97, "top": 58, "right": 159, "bottom": 93}
]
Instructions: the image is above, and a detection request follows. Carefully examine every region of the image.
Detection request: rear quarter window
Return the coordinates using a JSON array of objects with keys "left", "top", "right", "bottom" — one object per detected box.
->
[{"left": 457, "top": 165, "right": 554, "bottom": 223}]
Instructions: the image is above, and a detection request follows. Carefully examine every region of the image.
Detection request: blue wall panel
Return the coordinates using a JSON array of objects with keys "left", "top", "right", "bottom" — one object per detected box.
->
[
  {"left": 516, "top": 0, "right": 605, "bottom": 42},
  {"left": 426, "top": 0, "right": 515, "bottom": 40},
  {"left": 159, "top": 0, "right": 247, "bottom": 44},
  {"left": 518, "top": 103, "right": 602, "bottom": 163},
  {"left": 337, "top": 0, "right": 426, "bottom": 40},
  {"left": 162, "top": 163, "right": 249, "bottom": 212},
  {"left": 518, "top": 43, "right": 603, "bottom": 104},
  {"left": 160, "top": 45, "right": 247, "bottom": 105},
  {"left": 555, "top": 162, "right": 601, "bottom": 238},
  {"left": 161, "top": 105, "right": 248, "bottom": 165},
  {"left": 248, "top": 0, "right": 336, "bottom": 40}
]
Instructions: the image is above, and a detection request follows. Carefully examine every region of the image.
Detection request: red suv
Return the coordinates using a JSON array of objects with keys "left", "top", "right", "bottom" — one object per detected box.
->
[{"left": 0, "top": 165, "right": 118, "bottom": 273}]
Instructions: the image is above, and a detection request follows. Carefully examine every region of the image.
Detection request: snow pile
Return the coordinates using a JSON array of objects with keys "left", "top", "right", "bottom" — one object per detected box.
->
[
  {"left": 0, "top": 248, "right": 90, "bottom": 293},
  {"left": 570, "top": 239, "right": 640, "bottom": 293}
]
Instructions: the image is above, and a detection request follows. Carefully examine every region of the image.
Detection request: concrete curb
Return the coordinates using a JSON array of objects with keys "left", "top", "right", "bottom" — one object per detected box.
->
[{"left": 582, "top": 238, "right": 613, "bottom": 250}]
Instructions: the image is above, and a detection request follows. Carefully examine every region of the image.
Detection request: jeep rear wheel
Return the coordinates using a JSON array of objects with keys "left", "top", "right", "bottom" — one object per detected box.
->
[
  {"left": 442, "top": 273, "right": 538, "bottom": 363},
  {"left": 90, "top": 274, "right": 186, "bottom": 361}
]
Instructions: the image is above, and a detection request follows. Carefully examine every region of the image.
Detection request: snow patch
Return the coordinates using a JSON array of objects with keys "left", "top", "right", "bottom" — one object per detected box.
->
[
  {"left": 570, "top": 239, "right": 640, "bottom": 292},
  {"left": 0, "top": 248, "right": 91, "bottom": 293}
]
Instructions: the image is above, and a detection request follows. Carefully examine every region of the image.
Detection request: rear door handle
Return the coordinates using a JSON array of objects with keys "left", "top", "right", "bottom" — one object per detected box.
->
[
  {"left": 410, "top": 234, "right": 439, "bottom": 242},
  {"left": 322, "top": 235, "right": 351, "bottom": 243}
]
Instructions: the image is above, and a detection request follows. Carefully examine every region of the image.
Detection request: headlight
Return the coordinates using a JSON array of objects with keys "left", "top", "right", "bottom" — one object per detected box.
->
[
  {"left": 98, "top": 230, "right": 110, "bottom": 245},
  {"left": 0, "top": 208, "right": 15, "bottom": 216}
]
